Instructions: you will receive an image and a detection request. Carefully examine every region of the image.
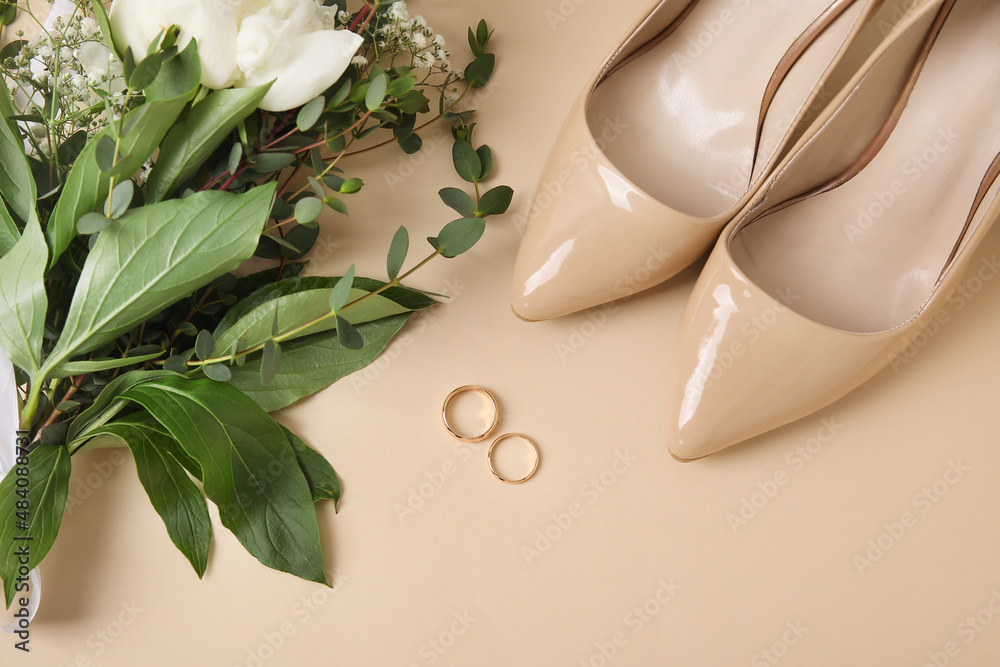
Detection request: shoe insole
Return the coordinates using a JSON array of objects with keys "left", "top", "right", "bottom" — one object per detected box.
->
[
  {"left": 731, "top": 0, "right": 1000, "bottom": 334},
  {"left": 588, "top": 0, "right": 862, "bottom": 218}
]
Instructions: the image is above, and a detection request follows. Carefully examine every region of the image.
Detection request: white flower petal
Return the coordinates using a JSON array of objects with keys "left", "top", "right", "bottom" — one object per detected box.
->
[
  {"left": 109, "top": 0, "right": 240, "bottom": 90},
  {"left": 237, "top": 29, "right": 363, "bottom": 111}
]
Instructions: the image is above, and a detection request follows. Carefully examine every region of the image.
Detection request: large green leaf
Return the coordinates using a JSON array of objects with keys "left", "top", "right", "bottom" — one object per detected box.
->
[
  {"left": 47, "top": 41, "right": 202, "bottom": 265},
  {"left": 0, "top": 215, "right": 47, "bottom": 375},
  {"left": 229, "top": 312, "right": 415, "bottom": 412},
  {"left": 0, "top": 78, "right": 35, "bottom": 226},
  {"left": 145, "top": 85, "right": 270, "bottom": 203},
  {"left": 281, "top": 425, "right": 341, "bottom": 508},
  {"left": 210, "top": 276, "right": 431, "bottom": 357},
  {"left": 43, "top": 185, "right": 275, "bottom": 375},
  {"left": 120, "top": 377, "right": 328, "bottom": 585},
  {"left": 0, "top": 443, "right": 72, "bottom": 607},
  {"left": 91, "top": 415, "right": 211, "bottom": 578}
]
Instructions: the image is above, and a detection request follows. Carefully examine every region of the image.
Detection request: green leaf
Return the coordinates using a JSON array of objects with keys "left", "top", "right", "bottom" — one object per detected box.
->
[
  {"left": 428, "top": 217, "right": 486, "bottom": 258},
  {"left": 281, "top": 426, "right": 341, "bottom": 508},
  {"left": 260, "top": 339, "right": 281, "bottom": 386},
  {"left": 0, "top": 443, "right": 72, "bottom": 606},
  {"left": 394, "top": 88, "right": 430, "bottom": 115},
  {"left": 194, "top": 330, "right": 214, "bottom": 361},
  {"left": 203, "top": 363, "right": 231, "bottom": 382},
  {"left": 215, "top": 275, "right": 434, "bottom": 342},
  {"left": 0, "top": 215, "right": 47, "bottom": 374},
  {"left": 477, "top": 185, "right": 513, "bottom": 217},
  {"left": 336, "top": 316, "right": 363, "bottom": 350},
  {"left": 0, "top": 81, "right": 35, "bottom": 224},
  {"left": 66, "top": 370, "right": 175, "bottom": 446},
  {"left": 120, "top": 377, "right": 329, "bottom": 585},
  {"left": 297, "top": 95, "right": 325, "bottom": 131},
  {"left": 438, "top": 187, "right": 475, "bottom": 217},
  {"left": 146, "top": 85, "right": 271, "bottom": 203},
  {"left": 465, "top": 53, "right": 495, "bottom": 89},
  {"left": 477, "top": 19, "right": 490, "bottom": 47},
  {"left": 467, "top": 26, "right": 482, "bottom": 58},
  {"left": 386, "top": 226, "right": 408, "bottom": 281},
  {"left": 387, "top": 75, "right": 416, "bottom": 98},
  {"left": 250, "top": 152, "right": 296, "bottom": 173},
  {"left": 89, "top": 0, "right": 119, "bottom": 56},
  {"left": 94, "top": 135, "right": 121, "bottom": 176},
  {"left": 229, "top": 313, "right": 416, "bottom": 411},
  {"left": 126, "top": 51, "right": 162, "bottom": 90},
  {"left": 164, "top": 356, "right": 188, "bottom": 374},
  {"left": 0, "top": 204, "right": 18, "bottom": 258},
  {"left": 365, "top": 71, "right": 388, "bottom": 111},
  {"left": 397, "top": 132, "right": 422, "bottom": 154},
  {"left": 43, "top": 186, "right": 275, "bottom": 376},
  {"left": 339, "top": 178, "right": 364, "bottom": 194},
  {"left": 476, "top": 145, "right": 493, "bottom": 180},
  {"left": 76, "top": 212, "right": 111, "bottom": 235},
  {"left": 47, "top": 41, "right": 202, "bottom": 266},
  {"left": 91, "top": 416, "right": 211, "bottom": 577},
  {"left": 328, "top": 265, "right": 355, "bottom": 314},
  {"left": 213, "top": 274, "right": 411, "bottom": 356},
  {"left": 452, "top": 139, "right": 481, "bottom": 183},
  {"left": 49, "top": 350, "right": 164, "bottom": 378},
  {"left": 294, "top": 197, "right": 323, "bottom": 224},
  {"left": 227, "top": 143, "right": 242, "bottom": 177},
  {"left": 104, "top": 180, "right": 134, "bottom": 218}
]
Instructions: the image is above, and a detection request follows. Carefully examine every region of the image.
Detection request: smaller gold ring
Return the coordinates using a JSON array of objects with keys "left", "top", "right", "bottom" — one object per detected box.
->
[
  {"left": 441, "top": 385, "right": 499, "bottom": 442},
  {"left": 487, "top": 433, "right": 540, "bottom": 485}
]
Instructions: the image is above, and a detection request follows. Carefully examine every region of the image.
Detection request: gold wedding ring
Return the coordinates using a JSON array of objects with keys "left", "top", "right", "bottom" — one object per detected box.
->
[
  {"left": 487, "top": 433, "right": 540, "bottom": 485},
  {"left": 441, "top": 385, "right": 499, "bottom": 442}
]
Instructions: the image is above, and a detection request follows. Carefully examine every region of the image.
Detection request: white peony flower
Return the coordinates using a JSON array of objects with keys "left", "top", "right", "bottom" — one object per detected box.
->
[{"left": 108, "top": 0, "right": 363, "bottom": 111}]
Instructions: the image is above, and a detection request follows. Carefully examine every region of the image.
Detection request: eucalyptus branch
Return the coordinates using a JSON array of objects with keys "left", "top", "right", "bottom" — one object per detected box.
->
[{"left": 177, "top": 248, "right": 442, "bottom": 369}]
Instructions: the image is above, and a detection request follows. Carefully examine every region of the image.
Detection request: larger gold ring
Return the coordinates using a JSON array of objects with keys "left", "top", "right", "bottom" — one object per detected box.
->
[
  {"left": 487, "top": 433, "right": 540, "bottom": 484},
  {"left": 441, "top": 385, "right": 499, "bottom": 442}
]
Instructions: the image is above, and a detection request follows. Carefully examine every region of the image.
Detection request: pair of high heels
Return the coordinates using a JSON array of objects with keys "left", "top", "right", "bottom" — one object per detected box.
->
[{"left": 512, "top": 0, "right": 1000, "bottom": 459}]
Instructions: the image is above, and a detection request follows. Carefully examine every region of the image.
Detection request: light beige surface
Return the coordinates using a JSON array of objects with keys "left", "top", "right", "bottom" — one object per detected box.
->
[{"left": 8, "top": 0, "right": 1000, "bottom": 665}]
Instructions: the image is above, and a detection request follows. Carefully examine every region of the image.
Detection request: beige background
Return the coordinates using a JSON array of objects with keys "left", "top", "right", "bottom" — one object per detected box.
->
[{"left": 6, "top": 0, "right": 1000, "bottom": 664}]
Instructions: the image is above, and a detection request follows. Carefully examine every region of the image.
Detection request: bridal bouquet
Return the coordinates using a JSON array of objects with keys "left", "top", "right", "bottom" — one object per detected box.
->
[{"left": 0, "top": 0, "right": 508, "bottom": 613}]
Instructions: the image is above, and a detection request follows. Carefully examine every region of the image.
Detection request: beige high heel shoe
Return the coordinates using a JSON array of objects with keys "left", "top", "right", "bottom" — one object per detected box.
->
[
  {"left": 511, "top": 0, "right": 922, "bottom": 321},
  {"left": 667, "top": 0, "right": 1000, "bottom": 460}
]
